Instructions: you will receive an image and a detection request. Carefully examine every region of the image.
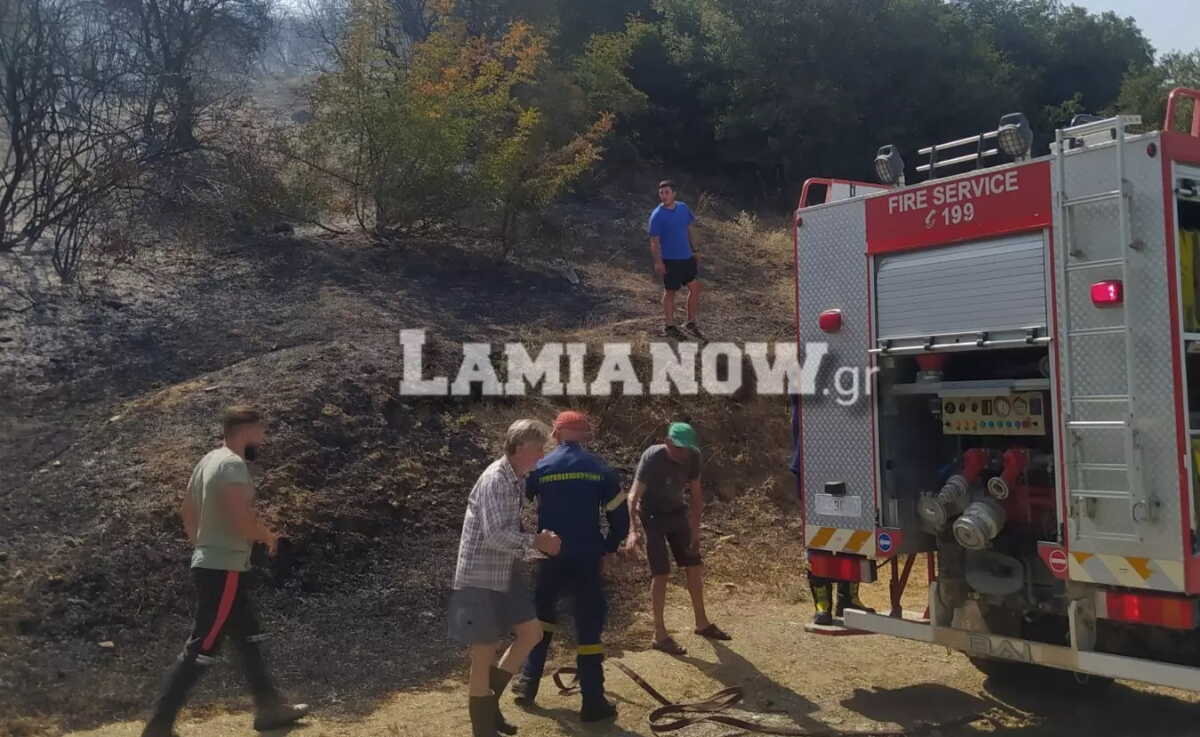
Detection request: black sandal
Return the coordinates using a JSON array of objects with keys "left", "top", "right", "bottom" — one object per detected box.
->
[
  {"left": 695, "top": 623, "right": 732, "bottom": 641},
  {"left": 651, "top": 636, "right": 688, "bottom": 655}
]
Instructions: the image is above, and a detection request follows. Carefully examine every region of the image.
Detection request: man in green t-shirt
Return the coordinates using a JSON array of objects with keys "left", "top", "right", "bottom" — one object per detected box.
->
[{"left": 141, "top": 406, "right": 309, "bottom": 737}]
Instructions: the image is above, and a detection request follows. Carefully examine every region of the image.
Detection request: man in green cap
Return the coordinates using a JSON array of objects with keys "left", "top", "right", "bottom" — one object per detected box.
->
[{"left": 623, "top": 422, "right": 730, "bottom": 654}]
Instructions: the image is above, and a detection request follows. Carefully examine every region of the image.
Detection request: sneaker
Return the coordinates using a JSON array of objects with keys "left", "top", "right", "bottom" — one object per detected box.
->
[
  {"left": 580, "top": 699, "right": 618, "bottom": 723},
  {"left": 253, "top": 702, "right": 310, "bottom": 731},
  {"left": 684, "top": 321, "right": 704, "bottom": 339},
  {"left": 812, "top": 610, "right": 834, "bottom": 627},
  {"left": 662, "top": 324, "right": 684, "bottom": 338}
]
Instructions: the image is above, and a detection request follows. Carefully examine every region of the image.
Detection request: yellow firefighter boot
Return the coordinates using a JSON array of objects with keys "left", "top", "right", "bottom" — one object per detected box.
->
[
  {"left": 810, "top": 579, "right": 834, "bottom": 626},
  {"left": 835, "top": 581, "right": 875, "bottom": 617}
]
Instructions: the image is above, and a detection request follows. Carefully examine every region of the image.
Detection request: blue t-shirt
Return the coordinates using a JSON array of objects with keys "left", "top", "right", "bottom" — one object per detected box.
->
[{"left": 648, "top": 202, "right": 695, "bottom": 260}]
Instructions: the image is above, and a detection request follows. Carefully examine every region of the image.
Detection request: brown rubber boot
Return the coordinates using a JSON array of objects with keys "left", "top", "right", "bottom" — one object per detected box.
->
[
  {"left": 489, "top": 666, "right": 518, "bottom": 735},
  {"left": 252, "top": 702, "right": 310, "bottom": 731},
  {"left": 470, "top": 695, "right": 498, "bottom": 737}
]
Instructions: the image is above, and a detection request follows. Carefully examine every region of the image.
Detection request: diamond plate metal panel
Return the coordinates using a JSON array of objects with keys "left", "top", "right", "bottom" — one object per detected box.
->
[
  {"left": 1077, "top": 495, "right": 1137, "bottom": 539},
  {"left": 796, "top": 199, "right": 875, "bottom": 536},
  {"left": 1073, "top": 429, "right": 1128, "bottom": 466},
  {"left": 1070, "top": 399, "right": 1127, "bottom": 422},
  {"left": 1066, "top": 331, "right": 1127, "bottom": 397},
  {"left": 1079, "top": 466, "right": 1129, "bottom": 492},
  {"left": 1067, "top": 200, "right": 1122, "bottom": 262},
  {"left": 1053, "top": 133, "right": 1182, "bottom": 563}
]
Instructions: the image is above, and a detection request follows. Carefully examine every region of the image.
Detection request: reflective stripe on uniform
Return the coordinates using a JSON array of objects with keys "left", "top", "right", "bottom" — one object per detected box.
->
[
  {"left": 604, "top": 491, "right": 628, "bottom": 512},
  {"left": 540, "top": 620, "right": 560, "bottom": 633},
  {"left": 577, "top": 644, "right": 603, "bottom": 656},
  {"left": 542, "top": 472, "right": 604, "bottom": 483}
]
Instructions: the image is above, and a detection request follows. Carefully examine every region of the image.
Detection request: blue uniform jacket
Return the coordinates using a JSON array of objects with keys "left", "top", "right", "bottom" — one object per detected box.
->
[{"left": 526, "top": 442, "right": 630, "bottom": 557}]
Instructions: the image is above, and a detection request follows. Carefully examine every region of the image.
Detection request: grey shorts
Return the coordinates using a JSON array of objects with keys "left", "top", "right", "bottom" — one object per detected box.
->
[{"left": 447, "top": 566, "right": 536, "bottom": 645}]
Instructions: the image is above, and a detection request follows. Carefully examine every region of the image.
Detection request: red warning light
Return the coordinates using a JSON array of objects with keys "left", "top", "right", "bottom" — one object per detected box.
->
[
  {"left": 1090, "top": 280, "right": 1123, "bottom": 306},
  {"left": 818, "top": 309, "right": 843, "bottom": 333}
]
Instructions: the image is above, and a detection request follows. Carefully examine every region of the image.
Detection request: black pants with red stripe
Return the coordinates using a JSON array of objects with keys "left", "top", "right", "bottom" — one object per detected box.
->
[{"left": 146, "top": 568, "right": 279, "bottom": 730}]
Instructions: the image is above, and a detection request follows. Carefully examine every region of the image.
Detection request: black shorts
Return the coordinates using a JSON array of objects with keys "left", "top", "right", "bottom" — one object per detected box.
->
[
  {"left": 662, "top": 257, "right": 698, "bottom": 291},
  {"left": 643, "top": 511, "right": 702, "bottom": 575}
]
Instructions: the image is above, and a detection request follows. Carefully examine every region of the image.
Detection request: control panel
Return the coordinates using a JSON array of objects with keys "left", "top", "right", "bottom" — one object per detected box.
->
[{"left": 940, "top": 392, "right": 1046, "bottom": 436}]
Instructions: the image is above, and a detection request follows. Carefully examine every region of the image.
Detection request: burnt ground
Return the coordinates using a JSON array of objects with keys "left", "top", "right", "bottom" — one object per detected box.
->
[
  {"left": 5, "top": 186, "right": 1200, "bottom": 737},
  {"left": 0, "top": 188, "right": 802, "bottom": 734}
]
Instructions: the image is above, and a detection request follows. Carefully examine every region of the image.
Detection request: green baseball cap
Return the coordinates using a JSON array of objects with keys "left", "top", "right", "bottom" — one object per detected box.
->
[{"left": 666, "top": 422, "right": 700, "bottom": 452}]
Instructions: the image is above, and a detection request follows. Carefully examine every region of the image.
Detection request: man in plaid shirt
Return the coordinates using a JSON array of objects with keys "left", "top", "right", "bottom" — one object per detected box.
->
[{"left": 449, "top": 419, "right": 562, "bottom": 737}]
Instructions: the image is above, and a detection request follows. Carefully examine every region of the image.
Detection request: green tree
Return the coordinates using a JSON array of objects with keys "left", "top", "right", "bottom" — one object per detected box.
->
[
  {"left": 301, "top": 0, "right": 479, "bottom": 233},
  {"left": 300, "top": 4, "right": 636, "bottom": 246},
  {"left": 649, "top": 0, "right": 1018, "bottom": 197},
  {"left": 1118, "top": 52, "right": 1200, "bottom": 131},
  {"left": 940, "top": 2, "right": 1152, "bottom": 134}
]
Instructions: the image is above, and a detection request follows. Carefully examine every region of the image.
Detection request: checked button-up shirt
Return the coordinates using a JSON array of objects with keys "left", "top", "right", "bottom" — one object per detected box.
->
[{"left": 452, "top": 455, "right": 537, "bottom": 592}]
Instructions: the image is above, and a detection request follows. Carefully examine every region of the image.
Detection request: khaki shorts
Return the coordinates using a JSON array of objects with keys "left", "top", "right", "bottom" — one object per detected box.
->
[{"left": 643, "top": 511, "right": 701, "bottom": 576}]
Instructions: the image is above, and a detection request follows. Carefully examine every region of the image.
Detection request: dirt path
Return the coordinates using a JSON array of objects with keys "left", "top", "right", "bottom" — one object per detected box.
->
[{"left": 63, "top": 587, "right": 1200, "bottom": 737}]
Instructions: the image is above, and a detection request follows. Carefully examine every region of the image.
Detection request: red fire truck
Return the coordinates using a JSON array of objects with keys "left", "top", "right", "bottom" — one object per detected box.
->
[{"left": 794, "top": 88, "right": 1200, "bottom": 689}]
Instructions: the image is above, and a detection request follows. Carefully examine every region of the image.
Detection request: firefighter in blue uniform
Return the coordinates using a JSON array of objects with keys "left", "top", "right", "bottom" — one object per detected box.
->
[
  {"left": 790, "top": 394, "right": 872, "bottom": 625},
  {"left": 511, "top": 411, "right": 628, "bottom": 723}
]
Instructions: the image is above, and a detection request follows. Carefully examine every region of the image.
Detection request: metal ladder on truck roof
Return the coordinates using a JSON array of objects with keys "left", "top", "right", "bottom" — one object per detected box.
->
[{"left": 1054, "top": 114, "right": 1154, "bottom": 546}]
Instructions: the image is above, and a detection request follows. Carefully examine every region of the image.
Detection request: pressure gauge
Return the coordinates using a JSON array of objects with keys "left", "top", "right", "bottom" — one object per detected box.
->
[{"left": 995, "top": 397, "right": 1011, "bottom": 417}]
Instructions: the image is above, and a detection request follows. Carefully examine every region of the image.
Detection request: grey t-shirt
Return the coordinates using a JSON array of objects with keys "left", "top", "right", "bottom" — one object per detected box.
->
[
  {"left": 633, "top": 444, "right": 701, "bottom": 516},
  {"left": 189, "top": 447, "right": 255, "bottom": 572}
]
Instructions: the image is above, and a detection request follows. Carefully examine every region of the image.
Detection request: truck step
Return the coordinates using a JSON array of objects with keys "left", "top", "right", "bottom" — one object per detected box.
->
[
  {"left": 1068, "top": 326, "right": 1128, "bottom": 337},
  {"left": 1075, "top": 462, "right": 1129, "bottom": 472},
  {"left": 1066, "top": 420, "right": 1129, "bottom": 428},
  {"left": 1066, "top": 257, "right": 1127, "bottom": 271},
  {"left": 1063, "top": 189, "right": 1124, "bottom": 208}
]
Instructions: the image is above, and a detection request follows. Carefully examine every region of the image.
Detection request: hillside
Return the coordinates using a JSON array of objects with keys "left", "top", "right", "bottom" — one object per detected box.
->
[{"left": 0, "top": 184, "right": 803, "bottom": 734}]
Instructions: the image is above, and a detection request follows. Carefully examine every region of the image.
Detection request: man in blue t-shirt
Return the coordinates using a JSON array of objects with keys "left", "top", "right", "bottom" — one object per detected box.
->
[{"left": 648, "top": 180, "right": 702, "bottom": 338}]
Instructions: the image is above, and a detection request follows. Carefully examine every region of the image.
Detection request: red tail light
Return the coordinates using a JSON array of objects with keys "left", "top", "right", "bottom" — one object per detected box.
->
[
  {"left": 1090, "top": 280, "right": 1123, "bottom": 306},
  {"left": 1100, "top": 590, "right": 1198, "bottom": 630},
  {"left": 808, "top": 550, "right": 875, "bottom": 582}
]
